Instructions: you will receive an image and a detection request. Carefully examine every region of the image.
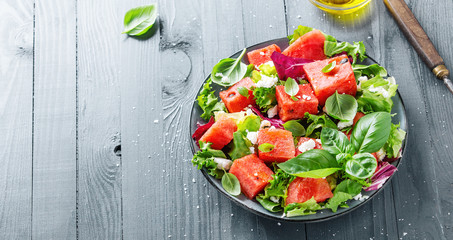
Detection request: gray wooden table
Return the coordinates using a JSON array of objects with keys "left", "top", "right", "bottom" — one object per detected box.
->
[{"left": 0, "top": 0, "right": 452, "bottom": 239}]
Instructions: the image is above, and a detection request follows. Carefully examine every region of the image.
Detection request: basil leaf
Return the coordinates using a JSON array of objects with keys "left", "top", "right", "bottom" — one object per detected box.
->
[
  {"left": 353, "top": 64, "right": 388, "bottom": 78},
  {"left": 288, "top": 25, "right": 314, "bottom": 45},
  {"left": 222, "top": 172, "right": 241, "bottom": 196},
  {"left": 322, "top": 61, "right": 336, "bottom": 73},
  {"left": 122, "top": 5, "right": 158, "bottom": 36},
  {"left": 320, "top": 127, "right": 354, "bottom": 156},
  {"left": 284, "top": 77, "right": 299, "bottom": 98},
  {"left": 283, "top": 120, "right": 306, "bottom": 137},
  {"left": 211, "top": 48, "right": 248, "bottom": 87},
  {"left": 258, "top": 143, "right": 275, "bottom": 152},
  {"left": 284, "top": 197, "right": 321, "bottom": 217},
  {"left": 228, "top": 132, "right": 251, "bottom": 160},
  {"left": 325, "top": 91, "right": 358, "bottom": 121},
  {"left": 277, "top": 149, "right": 341, "bottom": 178},
  {"left": 351, "top": 112, "right": 391, "bottom": 153},
  {"left": 237, "top": 87, "right": 249, "bottom": 98},
  {"left": 304, "top": 113, "right": 337, "bottom": 138},
  {"left": 345, "top": 153, "right": 377, "bottom": 179},
  {"left": 334, "top": 179, "right": 363, "bottom": 195}
]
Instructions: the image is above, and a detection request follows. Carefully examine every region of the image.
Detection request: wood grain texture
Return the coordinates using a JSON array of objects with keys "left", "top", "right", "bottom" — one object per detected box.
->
[
  {"left": 0, "top": 0, "right": 33, "bottom": 238},
  {"left": 32, "top": 0, "right": 77, "bottom": 238},
  {"left": 77, "top": 0, "right": 122, "bottom": 239}
]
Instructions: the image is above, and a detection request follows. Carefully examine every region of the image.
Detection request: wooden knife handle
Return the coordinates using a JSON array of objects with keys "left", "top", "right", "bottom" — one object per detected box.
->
[{"left": 384, "top": 0, "right": 444, "bottom": 70}]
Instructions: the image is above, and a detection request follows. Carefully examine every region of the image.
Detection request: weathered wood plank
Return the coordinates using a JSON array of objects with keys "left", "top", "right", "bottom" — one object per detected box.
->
[
  {"left": 32, "top": 0, "right": 77, "bottom": 238},
  {"left": 77, "top": 0, "right": 122, "bottom": 239},
  {"left": 0, "top": 0, "right": 33, "bottom": 238}
]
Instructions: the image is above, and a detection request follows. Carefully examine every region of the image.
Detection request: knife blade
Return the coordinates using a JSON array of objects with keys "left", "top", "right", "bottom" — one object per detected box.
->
[{"left": 383, "top": 0, "right": 452, "bottom": 95}]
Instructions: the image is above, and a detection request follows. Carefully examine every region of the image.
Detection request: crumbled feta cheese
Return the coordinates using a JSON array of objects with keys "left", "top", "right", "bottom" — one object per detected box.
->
[
  {"left": 215, "top": 73, "right": 230, "bottom": 84},
  {"left": 315, "top": 139, "right": 322, "bottom": 145},
  {"left": 249, "top": 146, "right": 255, "bottom": 154},
  {"left": 214, "top": 158, "right": 233, "bottom": 170},
  {"left": 337, "top": 120, "right": 353, "bottom": 130},
  {"left": 260, "top": 120, "right": 271, "bottom": 129},
  {"left": 255, "top": 75, "right": 278, "bottom": 88},
  {"left": 269, "top": 126, "right": 276, "bottom": 130},
  {"left": 267, "top": 105, "right": 278, "bottom": 118},
  {"left": 353, "top": 193, "right": 369, "bottom": 202},
  {"left": 386, "top": 76, "right": 396, "bottom": 85},
  {"left": 302, "top": 94, "right": 312, "bottom": 100},
  {"left": 270, "top": 196, "right": 280, "bottom": 203},
  {"left": 298, "top": 139, "right": 316, "bottom": 153},
  {"left": 368, "top": 85, "right": 390, "bottom": 98},
  {"left": 246, "top": 108, "right": 253, "bottom": 116},
  {"left": 259, "top": 51, "right": 265, "bottom": 56},
  {"left": 376, "top": 148, "right": 386, "bottom": 161},
  {"left": 357, "top": 76, "right": 368, "bottom": 91},
  {"left": 246, "top": 131, "right": 258, "bottom": 145}
]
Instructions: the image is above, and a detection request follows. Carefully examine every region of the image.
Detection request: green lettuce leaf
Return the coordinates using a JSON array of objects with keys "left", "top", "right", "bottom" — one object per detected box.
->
[
  {"left": 288, "top": 25, "right": 314, "bottom": 45},
  {"left": 353, "top": 64, "right": 388, "bottom": 79},
  {"left": 253, "top": 87, "right": 277, "bottom": 111},
  {"left": 304, "top": 113, "right": 337, "bottom": 138},
  {"left": 227, "top": 131, "right": 252, "bottom": 160},
  {"left": 284, "top": 197, "right": 322, "bottom": 217},
  {"left": 324, "top": 38, "right": 366, "bottom": 64},
  {"left": 256, "top": 167, "right": 296, "bottom": 212},
  {"left": 383, "top": 123, "right": 406, "bottom": 158},
  {"left": 197, "top": 78, "right": 227, "bottom": 120},
  {"left": 357, "top": 76, "right": 398, "bottom": 114},
  {"left": 325, "top": 179, "right": 362, "bottom": 212},
  {"left": 192, "top": 142, "right": 226, "bottom": 179}
]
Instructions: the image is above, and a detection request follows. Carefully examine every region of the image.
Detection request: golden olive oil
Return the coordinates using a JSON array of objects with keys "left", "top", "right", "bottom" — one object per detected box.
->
[{"left": 310, "top": 0, "right": 372, "bottom": 14}]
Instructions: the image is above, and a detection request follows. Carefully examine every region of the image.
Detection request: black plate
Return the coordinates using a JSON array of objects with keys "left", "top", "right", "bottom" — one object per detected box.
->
[{"left": 189, "top": 37, "right": 408, "bottom": 222}]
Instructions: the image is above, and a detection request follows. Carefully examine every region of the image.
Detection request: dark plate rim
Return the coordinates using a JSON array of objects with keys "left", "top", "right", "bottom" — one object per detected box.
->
[{"left": 188, "top": 37, "right": 408, "bottom": 223}]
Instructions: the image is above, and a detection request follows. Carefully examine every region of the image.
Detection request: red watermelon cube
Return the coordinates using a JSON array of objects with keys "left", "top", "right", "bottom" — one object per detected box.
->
[
  {"left": 247, "top": 44, "right": 281, "bottom": 66},
  {"left": 303, "top": 55, "right": 357, "bottom": 105},
  {"left": 286, "top": 177, "right": 333, "bottom": 205},
  {"left": 282, "top": 30, "right": 326, "bottom": 60},
  {"left": 199, "top": 115, "right": 237, "bottom": 150},
  {"left": 229, "top": 154, "right": 274, "bottom": 199},
  {"left": 295, "top": 137, "right": 323, "bottom": 156},
  {"left": 275, "top": 84, "right": 319, "bottom": 121},
  {"left": 219, "top": 77, "right": 256, "bottom": 113},
  {"left": 257, "top": 128, "right": 295, "bottom": 162}
]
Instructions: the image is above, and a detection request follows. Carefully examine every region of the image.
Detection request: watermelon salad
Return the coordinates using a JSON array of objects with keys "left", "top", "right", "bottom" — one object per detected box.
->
[{"left": 191, "top": 25, "right": 406, "bottom": 217}]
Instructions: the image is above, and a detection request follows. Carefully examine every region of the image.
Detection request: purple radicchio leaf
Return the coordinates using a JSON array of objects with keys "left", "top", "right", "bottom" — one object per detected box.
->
[
  {"left": 364, "top": 162, "right": 398, "bottom": 191},
  {"left": 192, "top": 116, "right": 215, "bottom": 146},
  {"left": 250, "top": 106, "right": 284, "bottom": 129},
  {"left": 270, "top": 51, "right": 314, "bottom": 81}
]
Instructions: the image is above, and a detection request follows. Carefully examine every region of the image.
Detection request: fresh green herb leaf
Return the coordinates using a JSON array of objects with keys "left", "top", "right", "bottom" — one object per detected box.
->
[
  {"left": 237, "top": 115, "right": 261, "bottom": 133},
  {"left": 277, "top": 149, "right": 341, "bottom": 178},
  {"left": 284, "top": 77, "right": 299, "bottom": 99},
  {"left": 353, "top": 64, "right": 388, "bottom": 78},
  {"left": 325, "top": 179, "right": 364, "bottom": 212},
  {"left": 345, "top": 153, "right": 378, "bottom": 179},
  {"left": 351, "top": 112, "right": 392, "bottom": 153},
  {"left": 322, "top": 61, "right": 336, "bottom": 73},
  {"left": 245, "top": 64, "right": 255, "bottom": 78},
  {"left": 304, "top": 113, "right": 338, "bottom": 138},
  {"left": 228, "top": 131, "right": 252, "bottom": 160},
  {"left": 253, "top": 87, "right": 277, "bottom": 111},
  {"left": 237, "top": 87, "right": 249, "bottom": 98},
  {"left": 335, "top": 179, "right": 363, "bottom": 195},
  {"left": 122, "top": 4, "right": 158, "bottom": 36},
  {"left": 326, "top": 192, "right": 352, "bottom": 212},
  {"left": 324, "top": 39, "right": 366, "bottom": 64},
  {"left": 325, "top": 91, "right": 358, "bottom": 121},
  {"left": 287, "top": 26, "right": 314, "bottom": 45},
  {"left": 320, "top": 127, "right": 355, "bottom": 156},
  {"left": 291, "top": 96, "right": 299, "bottom": 101},
  {"left": 283, "top": 120, "right": 306, "bottom": 137},
  {"left": 197, "top": 78, "right": 227, "bottom": 121},
  {"left": 383, "top": 123, "right": 406, "bottom": 158},
  {"left": 258, "top": 143, "right": 275, "bottom": 152},
  {"left": 211, "top": 48, "right": 248, "bottom": 87},
  {"left": 221, "top": 172, "right": 241, "bottom": 196},
  {"left": 192, "top": 142, "right": 226, "bottom": 179},
  {"left": 284, "top": 197, "right": 322, "bottom": 217}
]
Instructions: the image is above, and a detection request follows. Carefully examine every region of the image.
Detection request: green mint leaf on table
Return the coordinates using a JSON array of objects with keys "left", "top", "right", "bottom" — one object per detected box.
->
[
  {"left": 320, "top": 127, "right": 355, "bottom": 156},
  {"left": 197, "top": 78, "right": 226, "bottom": 121},
  {"left": 304, "top": 113, "right": 337, "bottom": 138},
  {"left": 258, "top": 143, "right": 275, "bottom": 152},
  {"left": 227, "top": 131, "right": 251, "bottom": 160},
  {"left": 325, "top": 91, "right": 358, "bottom": 122},
  {"left": 122, "top": 4, "right": 158, "bottom": 36},
  {"left": 284, "top": 197, "right": 321, "bottom": 217},
  {"left": 322, "top": 61, "right": 336, "bottom": 73},
  {"left": 237, "top": 87, "right": 249, "bottom": 98},
  {"left": 351, "top": 112, "right": 392, "bottom": 153},
  {"left": 345, "top": 153, "right": 378, "bottom": 179},
  {"left": 353, "top": 64, "right": 388, "bottom": 78},
  {"left": 277, "top": 149, "right": 341, "bottom": 178},
  {"left": 284, "top": 77, "right": 299, "bottom": 100},
  {"left": 211, "top": 48, "right": 248, "bottom": 87},
  {"left": 383, "top": 123, "right": 406, "bottom": 158},
  {"left": 253, "top": 87, "right": 277, "bottom": 111},
  {"left": 288, "top": 25, "right": 314, "bottom": 45},
  {"left": 283, "top": 120, "right": 306, "bottom": 137},
  {"left": 192, "top": 142, "right": 226, "bottom": 179},
  {"left": 221, "top": 172, "right": 241, "bottom": 196},
  {"left": 324, "top": 38, "right": 366, "bottom": 64}
]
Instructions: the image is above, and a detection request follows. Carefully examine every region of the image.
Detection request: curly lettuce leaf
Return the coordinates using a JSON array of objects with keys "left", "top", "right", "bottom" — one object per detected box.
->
[
  {"left": 357, "top": 76, "right": 398, "bottom": 114},
  {"left": 304, "top": 113, "right": 337, "bottom": 138},
  {"left": 324, "top": 38, "right": 366, "bottom": 64},
  {"left": 197, "top": 78, "right": 227, "bottom": 120},
  {"left": 253, "top": 87, "right": 277, "bottom": 111},
  {"left": 256, "top": 167, "right": 296, "bottom": 212},
  {"left": 353, "top": 64, "right": 388, "bottom": 79},
  {"left": 192, "top": 142, "right": 226, "bottom": 179},
  {"left": 288, "top": 25, "right": 314, "bottom": 45},
  {"left": 284, "top": 197, "right": 322, "bottom": 217},
  {"left": 383, "top": 123, "right": 406, "bottom": 158}
]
